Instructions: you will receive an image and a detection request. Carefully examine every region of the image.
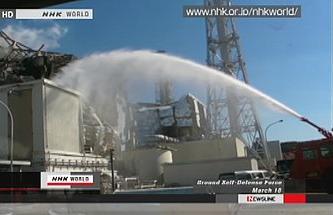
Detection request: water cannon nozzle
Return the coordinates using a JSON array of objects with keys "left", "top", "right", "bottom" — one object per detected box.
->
[
  {"left": 300, "top": 117, "right": 333, "bottom": 139},
  {"left": 300, "top": 117, "right": 307, "bottom": 122}
]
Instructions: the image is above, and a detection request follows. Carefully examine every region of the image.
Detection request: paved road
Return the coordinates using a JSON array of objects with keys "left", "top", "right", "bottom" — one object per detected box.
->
[{"left": 0, "top": 203, "right": 332, "bottom": 215}]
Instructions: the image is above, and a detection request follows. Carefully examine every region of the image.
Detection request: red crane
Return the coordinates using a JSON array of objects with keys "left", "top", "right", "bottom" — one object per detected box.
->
[{"left": 300, "top": 117, "right": 333, "bottom": 139}]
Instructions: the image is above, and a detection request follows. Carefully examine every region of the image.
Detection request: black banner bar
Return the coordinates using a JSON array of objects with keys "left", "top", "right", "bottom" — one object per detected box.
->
[
  {"left": 0, "top": 172, "right": 40, "bottom": 189},
  {"left": 306, "top": 194, "right": 333, "bottom": 203}
]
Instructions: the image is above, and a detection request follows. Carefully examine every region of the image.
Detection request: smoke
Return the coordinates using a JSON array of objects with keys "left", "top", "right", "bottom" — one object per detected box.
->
[{"left": 54, "top": 50, "right": 302, "bottom": 130}]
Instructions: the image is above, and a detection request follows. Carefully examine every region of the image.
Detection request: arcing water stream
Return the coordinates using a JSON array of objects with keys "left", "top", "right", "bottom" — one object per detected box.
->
[{"left": 55, "top": 49, "right": 303, "bottom": 120}]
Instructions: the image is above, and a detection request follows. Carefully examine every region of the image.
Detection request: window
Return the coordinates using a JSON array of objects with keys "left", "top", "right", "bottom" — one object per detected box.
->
[
  {"left": 320, "top": 145, "right": 333, "bottom": 158},
  {"left": 219, "top": 173, "right": 235, "bottom": 180},
  {"left": 303, "top": 149, "right": 317, "bottom": 160},
  {"left": 252, "top": 172, "right": 263, "bottom": 179},
  {"left": 236, "top": 173, "right": 252, "bottom": 180},
  {"left": 262, "top": 171, "right": 270, "bottom": 178}
]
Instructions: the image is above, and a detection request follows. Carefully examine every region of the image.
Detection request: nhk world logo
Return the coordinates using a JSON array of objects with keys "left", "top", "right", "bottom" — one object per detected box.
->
[
  {"left": 48, "top": 175, "right": 93, "bottom": 186},
  {"left": 40, "top": 172, "right": 99, "bottom": 190},
  {"left": 14, "top": 9, "right": 93, "bottom": 19},
  {"left": 238, "top": 194, "right": 284, "bottom": 204}
]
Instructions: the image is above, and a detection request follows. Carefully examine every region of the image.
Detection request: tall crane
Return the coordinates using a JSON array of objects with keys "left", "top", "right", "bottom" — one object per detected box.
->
[
  {"left": 155, "top": 50, "right": 173, "bottom": 105},
  {"left": 155, "top": 79, "right": 173, "bottom": 105},
  {"left": 204, "top": 0, "right": 271, "bottom": 166}
]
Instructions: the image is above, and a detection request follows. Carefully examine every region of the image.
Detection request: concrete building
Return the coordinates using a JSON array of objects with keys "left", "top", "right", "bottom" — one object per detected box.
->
[
  {"left": 0, "top": 79, "right": 109, "bottom": 172},
  {"left": 120, "top": 148, "right": 173, "bottom": 181},
  {"left": 120, "top": 137, "right": 258, "bottom": 186},
  {"left": 165, "top": 138, "right": 247, "bottom": 163},
  {"left": 267, "top": 140, "right": 283, "bottom": 165},
  {"left": 163, "top": 157, "right": 258, "bottom": 186}
]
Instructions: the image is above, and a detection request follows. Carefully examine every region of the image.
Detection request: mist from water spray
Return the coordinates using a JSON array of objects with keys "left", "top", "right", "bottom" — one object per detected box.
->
[{"left": 54, "top": 50, "right": 303, "bottom": 125}]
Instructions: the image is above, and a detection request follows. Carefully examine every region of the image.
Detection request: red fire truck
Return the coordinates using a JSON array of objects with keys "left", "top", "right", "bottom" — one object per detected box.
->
[{"left": 277, "top": 118, "right": 333, "bottom": 193}]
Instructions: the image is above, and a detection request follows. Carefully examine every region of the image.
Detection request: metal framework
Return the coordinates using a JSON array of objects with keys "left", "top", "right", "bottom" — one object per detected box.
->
[
  {"left": 0, "top": 31, "right": 75, "bottom": 84},
  {"left": 155, "top": 79, "right": 173, "bottom": 105},
  {"left": 155, "top": 51, "right": 174, "bottom": 105},
  {"left": 204, "top": 0, "right": 270, "bottom": 163}
]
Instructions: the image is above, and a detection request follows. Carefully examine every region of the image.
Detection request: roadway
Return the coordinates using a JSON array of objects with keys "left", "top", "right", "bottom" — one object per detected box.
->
[{"left": 0, "top": 203, "right": 332, "bottom": 215}]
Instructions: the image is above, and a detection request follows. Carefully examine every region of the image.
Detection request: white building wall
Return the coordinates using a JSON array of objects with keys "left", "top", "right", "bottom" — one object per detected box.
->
[
  {"left": 44, "top": 84, "right": 81, "bottom": 153},
  {"left": 165, "top": 138, "right": 246, "bottom": 163},
  {"left": 267, "top": 140, "right": 283, "bottom": 165},
  {"left": 32, "top": 81, "right": 46, "bottom": 164},
  {"left": 163, "top": 158, "right": 258, "bottom": 186},
  {"left": 0, "top": 91, "right": 8, "bottom": 160},
  {"left": 0, "top": 79, "right": 85, "bottom": 170},
  {"left": 121, "top": 148, "right": 173, "bottom": 180}
]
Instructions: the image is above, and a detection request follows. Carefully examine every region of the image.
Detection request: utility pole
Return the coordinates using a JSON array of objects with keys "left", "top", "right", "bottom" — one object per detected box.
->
[{"left": 109, "top": 148, "right": 115, "bottom": 192}]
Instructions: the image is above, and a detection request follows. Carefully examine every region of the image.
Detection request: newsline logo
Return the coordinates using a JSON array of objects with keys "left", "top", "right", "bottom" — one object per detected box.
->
[
  {"left": 247, "top": 195, "right": 275, "bottom": 202},
  {"left": 238, "top": 194, "right": 284, "bottom": 204}
]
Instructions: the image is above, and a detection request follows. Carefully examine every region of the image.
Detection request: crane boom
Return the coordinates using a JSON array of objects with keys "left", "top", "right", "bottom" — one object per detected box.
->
[{"left": 300, "top": 117, "right": 333, "bottom": 139}]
